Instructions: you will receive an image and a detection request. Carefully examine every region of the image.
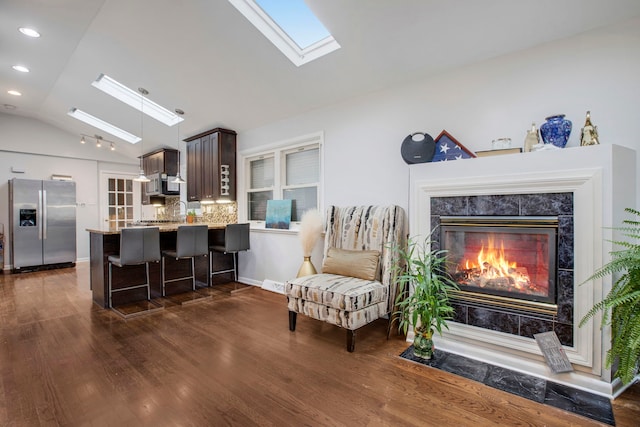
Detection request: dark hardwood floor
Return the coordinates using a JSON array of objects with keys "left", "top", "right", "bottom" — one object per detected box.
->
[{"left": 1, "top": 263, "right": 638, "bottom": 426}]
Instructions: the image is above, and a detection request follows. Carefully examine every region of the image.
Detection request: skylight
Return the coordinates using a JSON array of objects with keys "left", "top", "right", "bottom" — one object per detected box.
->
[
  {"left": 255, "top": 0, "right": 330, "bottom": 49},
  {"left": 68, "top": 108, "right": 141, "bottom": 144},
  {"left": 92, "top": 74, "right": 184, "bottom": 126},
  {"left": 229, "top": 0, "right": 340, "bottom": 67}
]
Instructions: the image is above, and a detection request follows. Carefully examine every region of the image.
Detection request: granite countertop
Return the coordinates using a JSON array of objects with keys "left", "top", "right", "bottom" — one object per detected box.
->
[{"left": 86, "top": 222, "right": 228, "bottom": 235}]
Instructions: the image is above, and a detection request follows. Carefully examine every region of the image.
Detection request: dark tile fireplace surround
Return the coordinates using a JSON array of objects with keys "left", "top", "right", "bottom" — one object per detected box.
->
[{"left": 431, "top": 192, "right": 574, "bottom": 346}]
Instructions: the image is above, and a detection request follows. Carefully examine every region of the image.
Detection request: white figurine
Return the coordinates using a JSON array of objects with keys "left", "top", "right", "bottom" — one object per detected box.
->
[{"left": 524, "top": 122, "right": 540, "bottom": 152}]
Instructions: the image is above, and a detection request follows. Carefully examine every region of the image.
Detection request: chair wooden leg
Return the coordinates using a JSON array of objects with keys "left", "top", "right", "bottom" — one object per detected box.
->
[
  {"left": 347, "top": 329, "right": 356, "bottom": 352},
  {"left": 288, "top": 311, "right": 297, "bottom": 331}
]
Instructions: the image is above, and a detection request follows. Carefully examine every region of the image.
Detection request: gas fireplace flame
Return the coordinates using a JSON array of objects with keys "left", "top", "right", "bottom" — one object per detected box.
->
[
  {"left": 454, "top": 235, "right": 535, "bottom": 293},
  {"left": 465, "top": 236, "right": 518, "bottom": 280}
]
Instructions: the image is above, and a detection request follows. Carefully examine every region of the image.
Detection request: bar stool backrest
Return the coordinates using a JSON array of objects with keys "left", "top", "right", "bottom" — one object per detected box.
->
[
  {"left": 224, "top": 223, "right": 250, "bottom": 253},
  {"left": 119, "top": 227, "right": 161, "bottom": 265},
  {"left": 176, "top": 225, "right": 209, "bottom": 258}
]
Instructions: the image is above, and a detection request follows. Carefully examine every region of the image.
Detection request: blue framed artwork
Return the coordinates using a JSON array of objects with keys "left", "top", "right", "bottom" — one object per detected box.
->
[
  {"left": 431, "top": 130, "right": 476, "bottom": 162},
  {"left": 266, "top": 199, "right": 292, "bottom": 229}
]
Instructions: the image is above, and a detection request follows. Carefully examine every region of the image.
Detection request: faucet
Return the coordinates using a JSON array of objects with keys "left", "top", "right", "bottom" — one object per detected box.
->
[{"left": 175, "top": 200, "right": 188, "bottom": 222}]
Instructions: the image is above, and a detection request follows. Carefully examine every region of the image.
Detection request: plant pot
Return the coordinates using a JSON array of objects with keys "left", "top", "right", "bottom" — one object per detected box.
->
[
  {"left": 413, "top": 327, "right": 434, "bottom": 359},
  {"left": 186, "top": 215, "right": 195, "bottom": 224}
]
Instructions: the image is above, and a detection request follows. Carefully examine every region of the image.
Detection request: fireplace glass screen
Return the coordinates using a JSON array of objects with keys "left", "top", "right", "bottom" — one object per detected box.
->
[{"left": 440, "top": 216, "right": 557, "bottom": 304}]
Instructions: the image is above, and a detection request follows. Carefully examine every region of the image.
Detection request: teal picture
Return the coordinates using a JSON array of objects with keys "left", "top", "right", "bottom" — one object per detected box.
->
[{"left": 266, "top": 199, "right": 292, "bottom": 229}]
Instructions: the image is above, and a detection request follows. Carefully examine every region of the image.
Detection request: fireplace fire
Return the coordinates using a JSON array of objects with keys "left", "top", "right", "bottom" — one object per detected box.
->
[
  {"left": 454, "top": 234, "right": 543, "bottom": 296},
  {"left": 440, "top": 216, "right": 558, "bottom": 312}
]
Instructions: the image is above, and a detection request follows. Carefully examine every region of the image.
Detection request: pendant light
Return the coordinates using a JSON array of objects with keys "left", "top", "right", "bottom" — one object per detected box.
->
[
  {"left": 134, "top": 87, "right": 150, "bottom": 183},
  {"left": 172, "top": 108, "right": 186, "bottom": 184}
]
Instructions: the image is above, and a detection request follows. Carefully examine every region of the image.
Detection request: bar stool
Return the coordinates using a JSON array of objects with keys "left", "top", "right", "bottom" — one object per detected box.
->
[
  {"left": 161, "top": 225, "right": 209, "bottom": 296},
  {"left": 107, "top": 227, "right": 161, "bottom": 308},
  {"left": 210, "top": 223, "right": 250, "bottom": 282}
]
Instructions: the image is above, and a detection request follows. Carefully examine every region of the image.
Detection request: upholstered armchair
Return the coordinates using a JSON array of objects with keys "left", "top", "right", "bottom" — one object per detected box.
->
[{"left": 285, "top": 205, "right": 406, "bottom": 352}]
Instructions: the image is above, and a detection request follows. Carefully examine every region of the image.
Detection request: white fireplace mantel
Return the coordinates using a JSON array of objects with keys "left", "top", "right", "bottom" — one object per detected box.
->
[{"left": 408, "top": 144, "right": 636, "bottom": 398}]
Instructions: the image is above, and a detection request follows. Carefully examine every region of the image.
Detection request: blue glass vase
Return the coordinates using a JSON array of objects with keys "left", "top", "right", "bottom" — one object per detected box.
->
[{"left": 540, "top": 114, "right": 572, "bottom": 148}]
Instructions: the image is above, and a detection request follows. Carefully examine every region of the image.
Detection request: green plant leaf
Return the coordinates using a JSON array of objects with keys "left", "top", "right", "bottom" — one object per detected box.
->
[
  {"left": 580, "top": 207, "right": 640, "bottom": 384},
  {"left": 391, "top": 234, "right": 459, "bottom": 338}
]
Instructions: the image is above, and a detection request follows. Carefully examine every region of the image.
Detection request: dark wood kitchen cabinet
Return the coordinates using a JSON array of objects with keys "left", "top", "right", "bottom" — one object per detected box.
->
[
  {"left": 141, "top": 148, "right": 179, "bottom": 176},
  {"left": 140, "top": 148, "right": 179, "bottom": 205},
  {"left": 184, "top": 128, "right": 236, "bottom": 202},
  {"left": 186, "top": 137, "right": 202, "bottom": 202}
]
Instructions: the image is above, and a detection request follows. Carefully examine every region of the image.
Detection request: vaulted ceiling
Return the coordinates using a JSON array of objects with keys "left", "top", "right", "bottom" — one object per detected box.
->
[{"left": 2, "top": 0, "right": 640, "bottom": 159}]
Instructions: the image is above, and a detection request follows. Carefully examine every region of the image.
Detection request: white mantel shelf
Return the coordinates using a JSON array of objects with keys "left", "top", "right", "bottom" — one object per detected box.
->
[{"left": 408, "top": 144, "right": 636, "bottom": 398}]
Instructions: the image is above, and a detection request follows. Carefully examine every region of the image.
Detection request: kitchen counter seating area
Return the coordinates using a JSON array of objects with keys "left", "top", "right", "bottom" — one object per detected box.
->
[{"left": 87, "top": 223, "right": 237, "bottom": 309}]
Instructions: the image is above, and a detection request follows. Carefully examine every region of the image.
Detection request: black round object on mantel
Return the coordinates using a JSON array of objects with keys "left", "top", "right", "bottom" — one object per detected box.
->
[{"left": 401, "top": 132, "right": 435, "bottom": 164}]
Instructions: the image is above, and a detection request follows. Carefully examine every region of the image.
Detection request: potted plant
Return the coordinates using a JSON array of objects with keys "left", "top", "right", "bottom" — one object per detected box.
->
[
  {"left": 580, "top": 207, "right": 640, "bottom": 385},
  {"left": 392, "top": 236, "right": 459, "bottom": 359},
  {"left": 186, "top": 210, "right": 197, "bottom": 223}
]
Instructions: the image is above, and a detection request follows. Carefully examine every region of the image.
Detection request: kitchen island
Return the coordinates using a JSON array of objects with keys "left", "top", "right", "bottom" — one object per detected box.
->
[{"left": 87, "top": 223, "right": 233, "bottom": 308}]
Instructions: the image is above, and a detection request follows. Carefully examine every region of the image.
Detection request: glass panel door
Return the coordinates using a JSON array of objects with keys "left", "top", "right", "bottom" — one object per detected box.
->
[{"left": 100, "top": 172, "right": 141, "bottom": 229}]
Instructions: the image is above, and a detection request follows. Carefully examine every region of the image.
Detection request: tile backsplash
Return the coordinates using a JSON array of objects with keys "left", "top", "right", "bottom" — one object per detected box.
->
[
  {"left": 202, "top": 202, "right": 238, "bottom": 224},
  {"left": 157, "top": 197, "right": 238, "bottom": 224}
]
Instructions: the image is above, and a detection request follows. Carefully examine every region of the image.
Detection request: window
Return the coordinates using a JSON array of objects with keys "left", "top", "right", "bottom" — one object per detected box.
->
[
  {"left": 245, "top": 134, "right": 322, "bottom": 223},
  {"left": 247, "top": 155, "right": 274, "bottom": 221},
  {"left": 254, "top": 0, "right": 330, "bottom": 49},
  {"left": 282, "top": 146, "right": 319, "bottom": 221},
  {"left": 228, "top": 0, "right": 340, "bottom": 67}
]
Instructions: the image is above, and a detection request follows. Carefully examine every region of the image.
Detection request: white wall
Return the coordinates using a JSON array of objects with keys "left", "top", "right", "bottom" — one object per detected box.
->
[
  {"left": 0, "top": 114, "right": 138, "bottom": 267},
  {"left": 2, "top": 19, "right": 639, "bottom": 284},
  {"left": 0, "top": 113, "right": 136, "bottom": 162},
  {"left": 236, "top": 18, "right": 640, "bottom": 286}
]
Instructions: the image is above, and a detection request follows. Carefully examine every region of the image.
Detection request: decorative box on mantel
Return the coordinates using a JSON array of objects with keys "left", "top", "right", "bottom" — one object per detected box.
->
[{"left": 408, "top": 144, "right": 636, "bottom": 398}]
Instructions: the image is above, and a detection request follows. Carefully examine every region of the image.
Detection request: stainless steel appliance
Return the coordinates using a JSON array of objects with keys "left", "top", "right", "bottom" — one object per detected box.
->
[
  {"left": 145, "top": 173, "right": 180, "bottom": 196},
  {"left": 8, "top": 178, "right": 76, "bottom": 272}
]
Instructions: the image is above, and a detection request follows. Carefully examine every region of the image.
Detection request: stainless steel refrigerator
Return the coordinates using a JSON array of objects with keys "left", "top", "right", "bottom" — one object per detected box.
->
[{"left": 9, "top": 178, "right": 76, "bottom": 272}]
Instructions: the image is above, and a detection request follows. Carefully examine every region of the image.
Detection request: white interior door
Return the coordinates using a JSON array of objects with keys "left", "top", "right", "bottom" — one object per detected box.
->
[{"left": 100, "top": 172, "right": 141, "bottom": 228}]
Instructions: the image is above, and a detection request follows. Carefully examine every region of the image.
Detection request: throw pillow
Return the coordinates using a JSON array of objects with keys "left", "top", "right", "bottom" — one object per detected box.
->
[{"left": 322, "top": 247, "right": 380, "bottom": 281}]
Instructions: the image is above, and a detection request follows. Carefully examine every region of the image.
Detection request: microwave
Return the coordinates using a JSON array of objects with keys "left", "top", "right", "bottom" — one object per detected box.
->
[{"left": 145, "top": 173, "right": 180, "bottom": 196}]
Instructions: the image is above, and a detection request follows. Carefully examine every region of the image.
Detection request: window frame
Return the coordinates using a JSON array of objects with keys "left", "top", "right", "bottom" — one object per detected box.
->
[
  {"left": 240, "top": 132, "right": 324, "bottom": 230},
  {"left": 228, "top": 0, "right": 340, "bottom": 67}
]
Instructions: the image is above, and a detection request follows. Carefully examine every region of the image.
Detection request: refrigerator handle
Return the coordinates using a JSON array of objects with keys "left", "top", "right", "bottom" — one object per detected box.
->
[
  {"left": 42, "top": 189, "right": 47, "bottom": 240},
  {"left": 38, "top": 190, "right": 43, "bottom": 240}
]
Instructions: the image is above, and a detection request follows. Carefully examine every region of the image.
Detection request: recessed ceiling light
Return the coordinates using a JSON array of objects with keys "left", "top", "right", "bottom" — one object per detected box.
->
[
  {"left": 8, "top": 90, "right": 22, "bottom": 96},
  {"left": 19, "top": 27, "right": 41, "bottom": 38},
  {"left": 12, "top": 65, "right": 30, "bottom": 73},
  {"left": 68, "top": 108, "right": 141, "bottom": 144},
  {"left": 92, "top": 74, "right": 184, "bottom": 126},
  {"left": 3, "top": 104, "right": 17, "bottom": 110}
]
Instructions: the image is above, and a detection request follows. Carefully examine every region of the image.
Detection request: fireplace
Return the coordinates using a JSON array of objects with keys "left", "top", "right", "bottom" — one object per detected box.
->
[
  {"left": 430, "top": 193, "right": 574, "bottom": 346},
  {"left": 440, "top": 216, "right": 558, "bottom": 315},
  {"left": 408, "top": 144, "right": 635, "bottom": 397}
]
